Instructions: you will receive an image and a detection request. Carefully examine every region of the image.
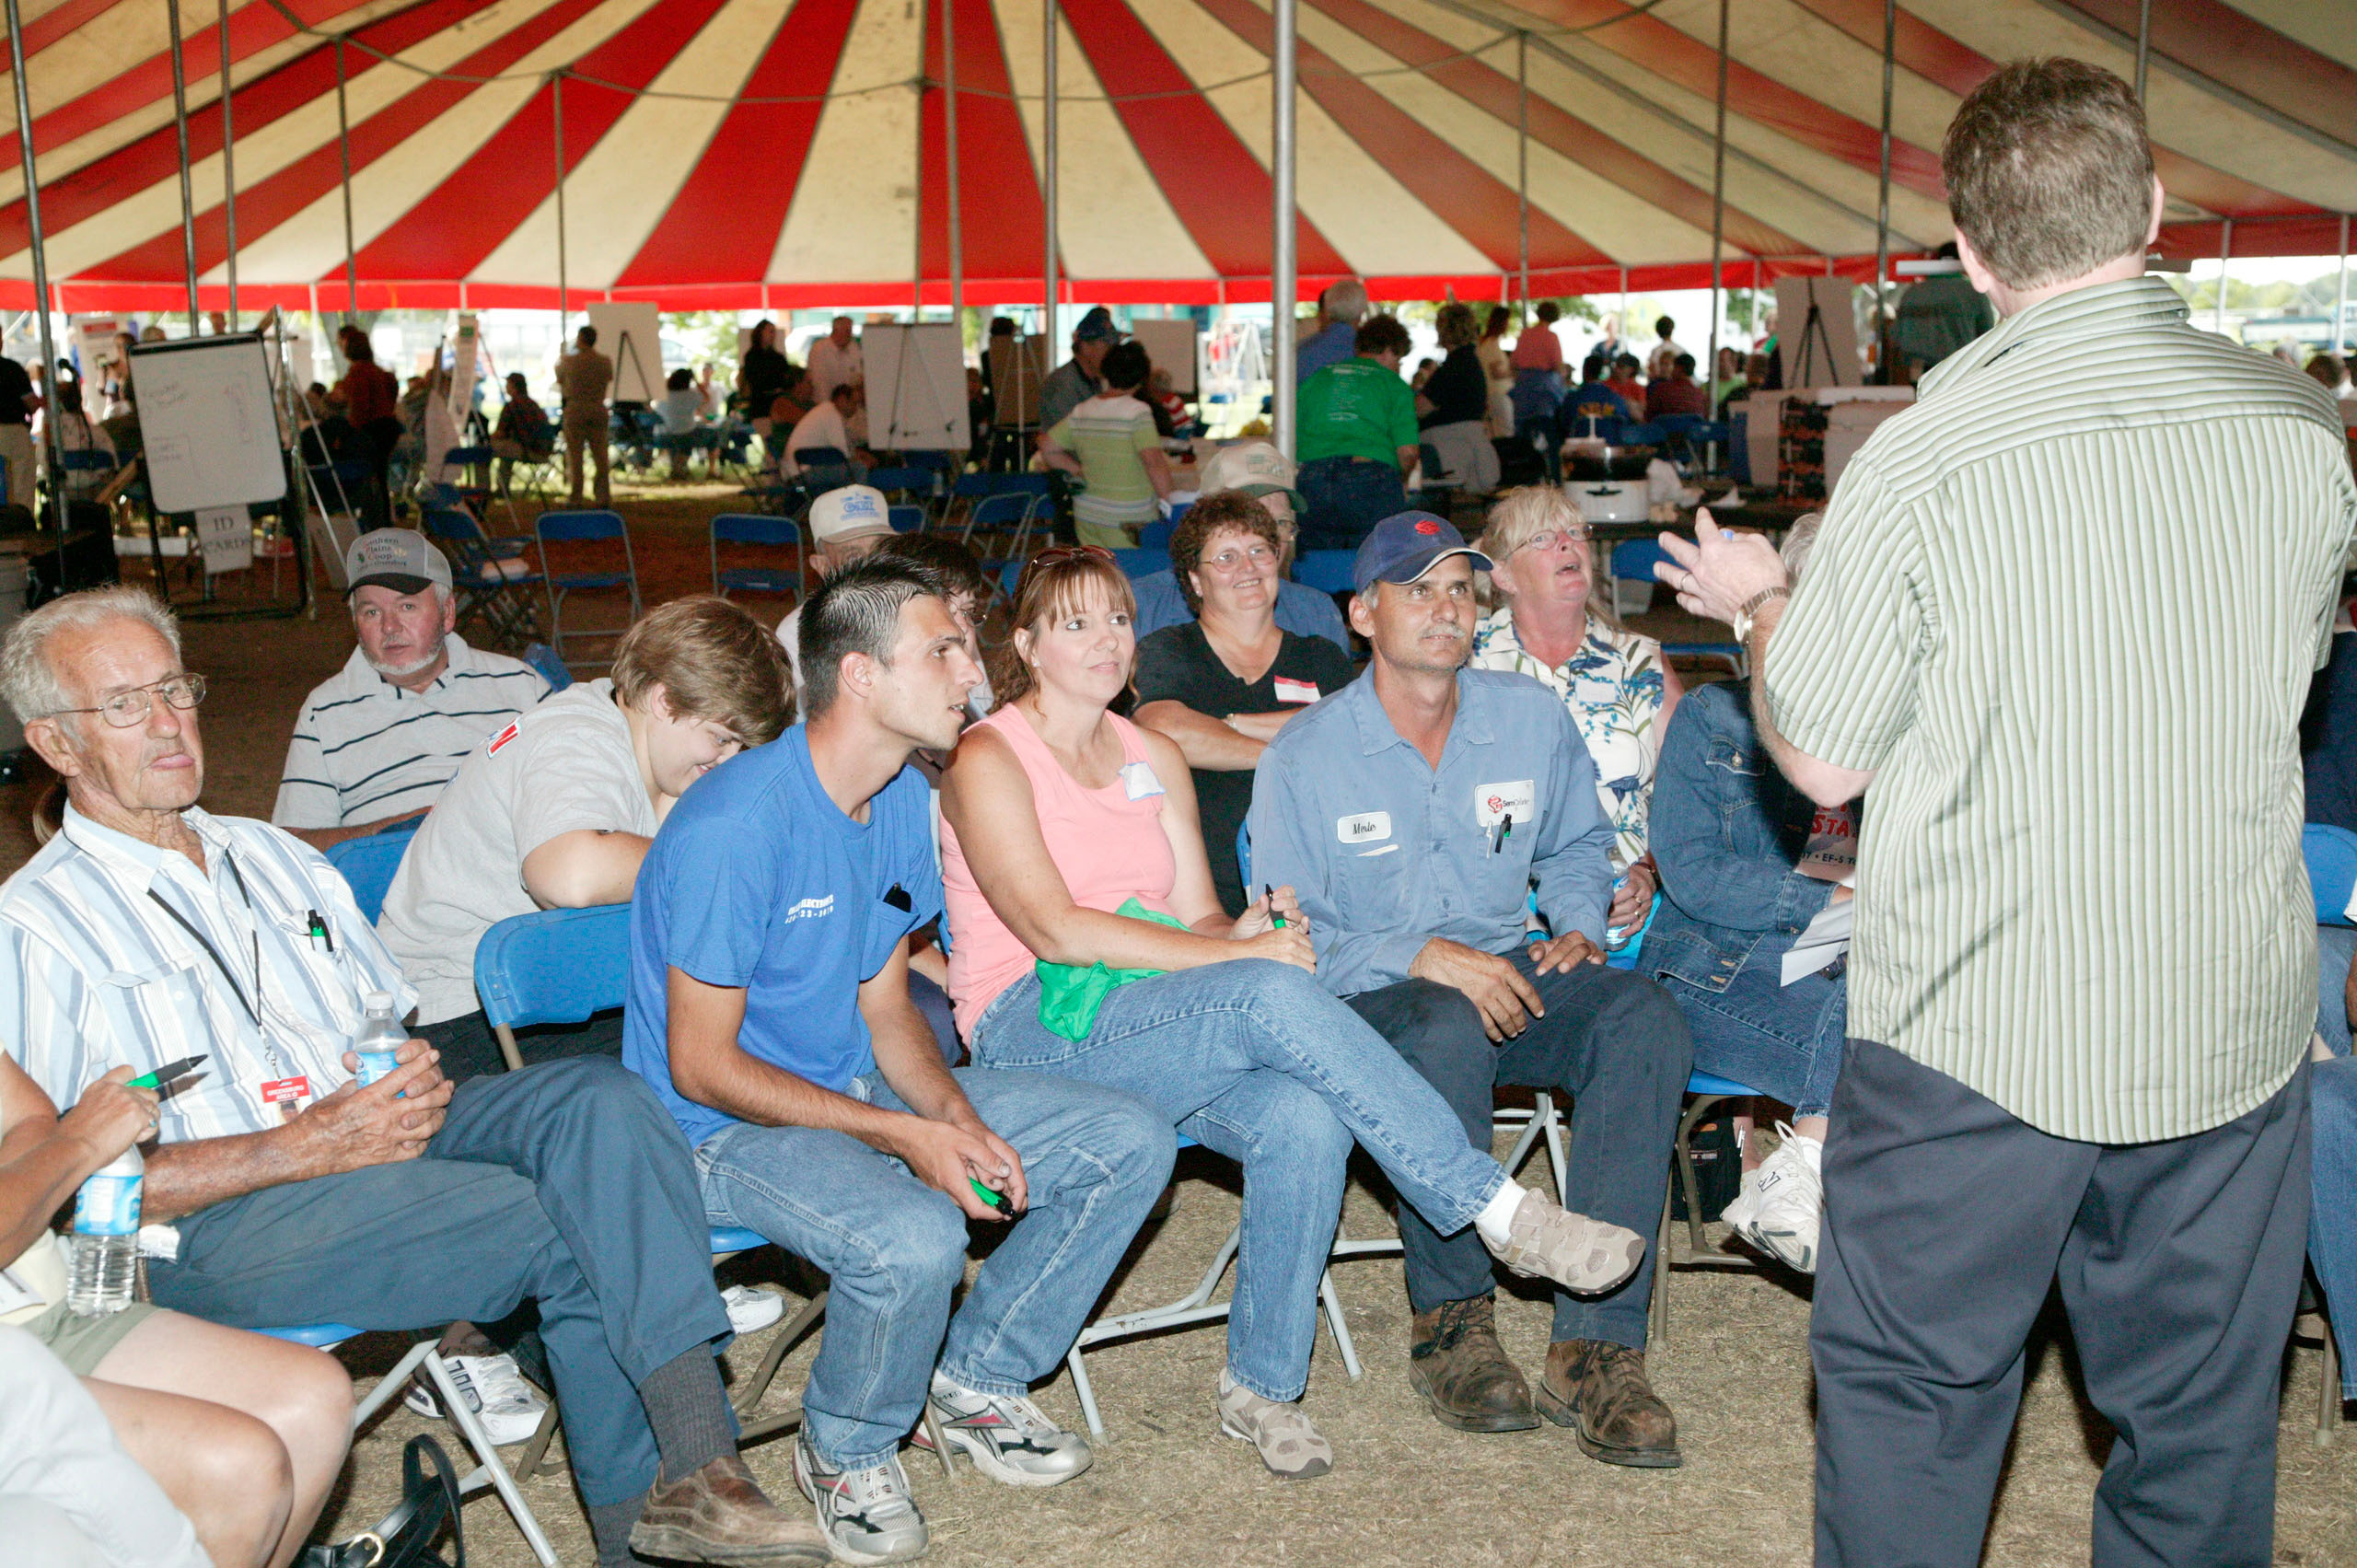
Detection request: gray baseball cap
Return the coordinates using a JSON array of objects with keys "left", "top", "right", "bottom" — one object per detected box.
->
[{"left": 344, "top": 528, "right": 453, "bottom": 597}]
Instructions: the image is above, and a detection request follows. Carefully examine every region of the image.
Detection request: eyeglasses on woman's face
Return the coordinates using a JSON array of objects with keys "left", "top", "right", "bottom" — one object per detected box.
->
[{"left": 1512, "top": 527, "right": 1592, "bottom": 558}]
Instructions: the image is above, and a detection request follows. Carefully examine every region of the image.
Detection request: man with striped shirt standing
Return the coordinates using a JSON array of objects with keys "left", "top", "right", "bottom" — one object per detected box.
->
[
  {"left": 1661, "top": 60, "right": 2357, "bottom": 1567},
  {"left": 273, "top": 530, "right": 547, "bottom": 853}
]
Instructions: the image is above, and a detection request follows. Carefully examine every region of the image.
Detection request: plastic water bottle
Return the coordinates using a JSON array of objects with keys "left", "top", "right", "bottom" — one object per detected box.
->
[
  {"left": 66, "top": 1144, "right": 143, "bottom": 1317},
  {"left": 354, "top": 991, "right": 405, "bottom": 1090},
  {"left": 1602, "top": 873, "right": 1633, "bottom": 952}
]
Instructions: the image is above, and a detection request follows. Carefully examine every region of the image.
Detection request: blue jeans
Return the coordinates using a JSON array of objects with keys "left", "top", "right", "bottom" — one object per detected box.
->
[
  {"left": 1295, "top": 457, "right": 1408, "bottom": 552},
  {"left": 1655, "top": 938, "right": 1845, "bottom": 1118},
  {"left": 150, "top": 1056, "right": 726, "bottom": 1507},
  {"left": 694, "top": 1069, "right": 1174, "bottom": 1469},
  {"left": 2313, "top": 923, "right": 2357, "bottom": 1396},
  {"left": 970, "top": 961, "right": 1513, "bottom": 1401}
]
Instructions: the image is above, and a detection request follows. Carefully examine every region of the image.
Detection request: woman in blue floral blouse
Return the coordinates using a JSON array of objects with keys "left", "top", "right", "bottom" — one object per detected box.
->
[{"left": 1470, "top": 486, "right": 1682, "bottom": 936}]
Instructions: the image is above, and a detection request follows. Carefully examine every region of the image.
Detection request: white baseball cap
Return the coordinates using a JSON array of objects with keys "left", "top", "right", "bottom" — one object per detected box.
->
[{"left": 808, "top": 484, "right": 896, "bottom": 546}]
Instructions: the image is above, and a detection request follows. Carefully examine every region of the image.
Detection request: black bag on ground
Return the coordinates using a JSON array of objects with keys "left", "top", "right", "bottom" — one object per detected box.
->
[
  {"left": 300, "top": 1434, "right": 464, "bottom": 1568},
  {"left": 1669, "top": 1109, "right": 1745, "bottom": 1223}
]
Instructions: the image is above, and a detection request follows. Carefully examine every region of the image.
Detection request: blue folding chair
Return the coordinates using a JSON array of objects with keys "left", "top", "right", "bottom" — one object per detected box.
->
[
  {"left": 470, "top": 905, "right": 956, "bottom": 1465},
  {"left": 1291, "top": 550, "right": 1356, "bottom": 597},
  {"left": 1136, "top": 517, "right": 1177, "bottom": 552},
  {"left": 998, "top": 559, "right": 1025, "bottom": 600},
  {"left": 863, "top": 466, "right": 931, "bottom": 500},
  {"left": 888, "top": 505, "right": 926, "bottom": 535},
  {"left": 1110, "top": 548, "right": 1162, "bottom": 580},
  {"left": 963, "top": 492, "right": 1045, "bottom": 560},
  {"left": 533, "top": 509, "right": 642, "bottom": 668},
  {"left": 2307, "top": 823, "right": 2357, "bottom": 924},
  {"left": 322, "top": 819, "right": 423, "bottom": 924},
  {"left": 708, "top": 513, "right": 808, "bottom": 603},
  {"left": 422, "top": 505, "right": 543, "bottom": 651}
]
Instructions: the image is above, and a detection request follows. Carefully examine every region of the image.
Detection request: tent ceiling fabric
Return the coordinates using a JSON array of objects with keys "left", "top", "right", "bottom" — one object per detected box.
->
[{"left": 2, "top": 0, "right": 2351, "bottom": 310}]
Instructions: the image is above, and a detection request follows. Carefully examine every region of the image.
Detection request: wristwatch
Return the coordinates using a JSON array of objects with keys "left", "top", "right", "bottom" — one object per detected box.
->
[{"left": 1731, "top": 585, "right": 1792, "bottom": 645}]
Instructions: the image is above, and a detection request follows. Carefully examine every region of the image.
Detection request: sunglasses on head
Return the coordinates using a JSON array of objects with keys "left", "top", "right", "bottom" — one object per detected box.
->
[{"left": 1015, "top": 544, "right": 1116, "bottom": 598}]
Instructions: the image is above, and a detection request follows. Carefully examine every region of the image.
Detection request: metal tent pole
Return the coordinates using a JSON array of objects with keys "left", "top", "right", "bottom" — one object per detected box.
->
[
  {"left": 6, "top": 0, "right": 67, "bottom": 536},
  {"left": 166, "top": 0, "right": 202, "bottom": 329},
  {"left": 1873, "top": 0, "right": 1894, "bottom": 380},
  {"left": 1706, "top": 0, "right": 1727, "bottom": 400},
  {"left": 945, "top": 0, "right": 964, "bottom": 325},
  {"left": 1042, "top": 0, "right": 1059, "bottom": 354},
  {"left": 914, "top": 3, "right": 928, "bottom": 318},
  {"left": 220, "top": 1, "right": 238, "bottom": 327},
  {"left": 1271, "top": 0, "right": 1297, "bottom": 458},
  {"left": 1515, "top": 31, "right": 1529, "bottom": 310},
  {"left": 2336, "top": 214, "right": 2349, "bottom": 355},
  {"left": 554, "top": 71, "right": 569, "bottom": 341},
  {"left": 2216, "top": 217, "right": 2232, "bottom": 336},
  {"left": 335, "top": 36, "right": 358, "bottom": 321},
  {"left": 2135, "top": 0, "right": 2152, "bottom": 105}
]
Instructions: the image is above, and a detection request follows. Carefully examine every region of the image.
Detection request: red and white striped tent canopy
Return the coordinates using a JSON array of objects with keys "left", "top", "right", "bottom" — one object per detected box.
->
[{"left": 5, "top": 0, "right": 2353, "bottom": 311}]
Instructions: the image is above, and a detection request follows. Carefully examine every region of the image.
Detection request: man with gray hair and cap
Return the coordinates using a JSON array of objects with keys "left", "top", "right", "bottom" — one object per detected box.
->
[
  {"left": 1037, "top": 307, "right": 1121, "bottom": 439},
  {"left": 1250, "top": 510, "right": 1692, "bottom": 1469},
  {"left": 1128, "top": 441, "right": 1349, "bottom": 651},
  {"left": 1295, "top": 278, "right": 1369, "bottom": 383},
  {"left": 274, "top": 529, "right": 548, "bottom": 853}
]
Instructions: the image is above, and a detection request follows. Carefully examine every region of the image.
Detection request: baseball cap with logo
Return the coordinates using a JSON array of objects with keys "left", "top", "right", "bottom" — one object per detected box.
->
[
  {"left": 344, "top": 528, "right": 453, "bottom": 597},
  {"left": 808, "top": 484, "right": 898, "bottom": 547},
  {"left": 1073, "top": 307, "right": 1122, "bottom": 344},
  {"left": 1350, "top": 511, "right": 1494, "bottom": 595},
  {"left": 1198, "top": 442, "right": 1302, "bottom": 510}
]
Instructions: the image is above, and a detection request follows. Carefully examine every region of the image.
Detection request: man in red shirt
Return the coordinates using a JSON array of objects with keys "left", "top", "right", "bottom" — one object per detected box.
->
[
  {"left": 334, "top": 327, "right": 404, "bottom": 528},
  {"left": 1643, "top": 354, "right": 1708, "bottom": 421}
]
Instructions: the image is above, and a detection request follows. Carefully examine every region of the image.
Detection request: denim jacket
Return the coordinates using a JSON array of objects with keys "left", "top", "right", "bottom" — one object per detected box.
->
[{"left": 1644, "top": 681, "right": 1840, "bottom": 993}]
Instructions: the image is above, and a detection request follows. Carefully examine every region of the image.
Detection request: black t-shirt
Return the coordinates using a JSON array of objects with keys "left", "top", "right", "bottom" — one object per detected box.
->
[
  {"left": 1418, "top": 345, "right": 1487, "bottom": 430},
  {"left": 741, "top": 345, "right": 793, "bottom": 410},
  {"left": 1134, "top": 621, "right": 1358, "bottom": 913},
  {"left": 0, "top": 357, "right": 31, "bottom": 425}
]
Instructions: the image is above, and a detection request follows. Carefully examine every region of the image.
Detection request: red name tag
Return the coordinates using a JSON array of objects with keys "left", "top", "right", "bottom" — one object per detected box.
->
[
  {"left": 258, "top": 1075, "right": 311, "bottom": 1120},
  {"left": 1273, "top": 678, "right": 1320, "bottom": 705}
]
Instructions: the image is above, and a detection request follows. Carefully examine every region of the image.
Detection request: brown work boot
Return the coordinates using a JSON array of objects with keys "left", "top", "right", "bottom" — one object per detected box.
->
[
  {"left": 1407, "top": 1295, "right": 1539, "bottom": 1433},
  {"left": 1537, "top": 1339, "right": 1682, "bottom": 1469},
  {"left": 630, "top": 1454, "right": 831, "bottom": 1564}
]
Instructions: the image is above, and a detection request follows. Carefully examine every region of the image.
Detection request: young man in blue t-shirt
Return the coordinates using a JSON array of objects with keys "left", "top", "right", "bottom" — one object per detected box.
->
[{"left": 625, "top": 558, "right": 1176, "bottom": 1565}]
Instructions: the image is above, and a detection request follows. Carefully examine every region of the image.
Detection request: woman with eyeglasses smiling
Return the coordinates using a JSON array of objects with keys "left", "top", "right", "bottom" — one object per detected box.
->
[
  {"left": 938, "top": 544, "right": 1648, "bottom": 1481},
  {"left": 1132, "top": 493, "right": 1355, "bottom": 914},
  {"left": 1471, "top": 487, "right": 1682, "bottom": 940}
]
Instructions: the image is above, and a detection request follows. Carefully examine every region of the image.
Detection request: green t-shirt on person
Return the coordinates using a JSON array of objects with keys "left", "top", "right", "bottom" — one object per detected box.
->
[
  {"left": 1050, "top": 393, "right": 1162, "bottom": 547},
  {"left": 1296, "top": 357, "right": 1418, "bottom": 469}
]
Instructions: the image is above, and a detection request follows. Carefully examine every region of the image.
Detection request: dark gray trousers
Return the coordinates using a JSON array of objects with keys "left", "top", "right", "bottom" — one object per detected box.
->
[
  {"left": 1345, "top": 952, "right": 1692, "bottom": 1348},
  {"left": 1812, "top": 1038, "right": 2311, "bottom": 1568}
]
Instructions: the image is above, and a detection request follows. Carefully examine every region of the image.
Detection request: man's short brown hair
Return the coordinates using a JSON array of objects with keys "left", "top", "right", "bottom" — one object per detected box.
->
[
  {"left": 1943, "top": 58, "right": 2154, "bottom": 293},
  {"left": 610, "top": 595, "right": 793, "bottom": 744}
]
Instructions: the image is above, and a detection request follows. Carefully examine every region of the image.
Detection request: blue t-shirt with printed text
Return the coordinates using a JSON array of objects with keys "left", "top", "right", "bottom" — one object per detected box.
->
[{"left": 624, "top": 725, "right": 941, "bottom": 1148}]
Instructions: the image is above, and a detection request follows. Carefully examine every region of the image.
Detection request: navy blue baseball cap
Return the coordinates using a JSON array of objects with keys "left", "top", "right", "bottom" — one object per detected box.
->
[{"left": 1351, "top": 511, "right": 1493, "bottom": 594}]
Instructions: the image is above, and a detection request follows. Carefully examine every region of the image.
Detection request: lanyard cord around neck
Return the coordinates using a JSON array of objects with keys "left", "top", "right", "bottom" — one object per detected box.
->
[{"left": 145, "top": 852, "right": 261, "bottom": 1029}]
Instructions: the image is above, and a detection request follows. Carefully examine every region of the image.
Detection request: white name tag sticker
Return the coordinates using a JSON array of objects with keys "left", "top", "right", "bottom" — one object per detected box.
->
[
  {"left": 1272, "top": 677, "right": 1320, "bottom": 705},
  {"left": 1474, "top": 780, "right": 1536, "bottom": 830},
  {"left": 1120, "top": 761, "right": 1166, "bottom": 801},
  {"left": 1336, "top": 811, "right": 1392, "bottom": 844}
]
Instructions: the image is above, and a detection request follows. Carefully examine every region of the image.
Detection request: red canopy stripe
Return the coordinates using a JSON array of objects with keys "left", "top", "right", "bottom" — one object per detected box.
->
[{"left": 2060, "top": 0, "right": 2357, "bottom": 151}]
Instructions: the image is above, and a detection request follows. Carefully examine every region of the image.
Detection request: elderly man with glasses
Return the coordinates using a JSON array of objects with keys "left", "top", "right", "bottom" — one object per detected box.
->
[{"left": 0, "top": 587, "right": 828, "bottom": 1567}]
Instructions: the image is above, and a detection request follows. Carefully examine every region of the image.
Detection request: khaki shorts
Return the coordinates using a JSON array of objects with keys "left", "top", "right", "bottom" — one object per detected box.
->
[{"left": 22, "top": 1300, "right": 158, "bottom": 1376}]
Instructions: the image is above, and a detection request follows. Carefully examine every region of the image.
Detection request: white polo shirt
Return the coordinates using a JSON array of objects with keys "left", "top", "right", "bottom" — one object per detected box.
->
[{"left": 273, "top": 634, "right": 548, "bottom": 831}]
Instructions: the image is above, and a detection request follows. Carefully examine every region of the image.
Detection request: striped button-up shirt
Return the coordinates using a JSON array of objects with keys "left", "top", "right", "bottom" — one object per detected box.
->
[
  {"left": 1764, "top": 276, "right": 2357, "bottom": 1143},
  {"left": 273, "top": 634, "right": 547, "bottom": 830},
  {"left": 0, "top": 805, "right": 413, "bottom": 1143}
]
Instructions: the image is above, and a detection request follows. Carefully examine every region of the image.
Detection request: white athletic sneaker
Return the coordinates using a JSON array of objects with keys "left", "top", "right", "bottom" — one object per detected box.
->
[
  {"left": 794, "top": 1434, "right": 928, "bottom": 1564},
  {"left": 405, "top": 1353, "right": 548, "bottom": 1446},
  {"left": 1727, "top": 1124, "right": 1824, "bottom": 1274},
  {"left": 919, "top": 1372, "right": 1094, "bottom": 1486},
  {"left": 722, "top": 1284, "right": 784, "bottom": 1334}
]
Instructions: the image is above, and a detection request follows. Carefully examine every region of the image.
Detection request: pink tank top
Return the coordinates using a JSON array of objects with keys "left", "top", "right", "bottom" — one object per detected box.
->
[{"left": 941, "top": 706, "right": 1179, "bottom": 1040}]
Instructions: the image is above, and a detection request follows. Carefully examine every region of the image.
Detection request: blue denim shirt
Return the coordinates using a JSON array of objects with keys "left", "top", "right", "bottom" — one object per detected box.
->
[
  {"left": 1249, "top": 667, "right": 1617, "bottom": 998},
  {"left": 1645, "top": 681, "right": 1839, "bottom": 993},
  {"left": 1130, "top": 570, "right": 1352, "bottom": 654}
]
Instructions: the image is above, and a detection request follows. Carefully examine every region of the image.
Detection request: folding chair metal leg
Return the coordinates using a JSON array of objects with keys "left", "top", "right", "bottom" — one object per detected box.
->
[
  {"left": 352, "top": 1339, "right": 438, "bottom": 1427},
  {"left": 733, "top": 1290, "right": 830, "bottom": 1443},
  {"left": 1676, "top": 1094, "right": 1735, "bottom": 1255},
  {"left": 424, "top": 1346, "right": 562, "bottom": 1567},
  {"left": 1063, "top": 1344, "right": 1107, "bottom": 1438},
  {"left": 493, "top": 1023, "right": 527, "bottom": 1074},
  {"left": 2323, "top": 1310, "right": 2342, "bottom": 1448},
  {"left": 1651, "top": 1178, "right": 1675, "bottom": 1347},
  {"left": 1316, "top": 1267, "right": 1364, "bottom": 1381}
]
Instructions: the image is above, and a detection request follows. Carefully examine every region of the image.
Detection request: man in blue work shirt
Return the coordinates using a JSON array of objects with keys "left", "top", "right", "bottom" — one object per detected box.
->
[
  {"left": 1249, "top": 512, "right": 1692, "bottom": 1469},
  {"left": 626, "top": 557, "right": 1175, "bottom": 1563}
]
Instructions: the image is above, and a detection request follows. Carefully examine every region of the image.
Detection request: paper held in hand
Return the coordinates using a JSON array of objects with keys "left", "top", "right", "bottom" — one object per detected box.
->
[
  {"left": 1782, "top": 805, "right": 1858, "bottom": 986},
  {"left": 1782, "top": 898, "right": 1853, "bottom": 987}
]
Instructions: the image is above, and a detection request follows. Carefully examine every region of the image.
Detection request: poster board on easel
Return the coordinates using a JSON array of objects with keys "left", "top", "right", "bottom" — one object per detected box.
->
[
  {"left": 586, "top": 300, "right": 663, "bottom": 403},
  {"left": 864, "top": 323, "right": 970, "bottom": 452},
  {"left": 128, "top": 334, "right": 289, "bottom": 516},
  {"left": 987, "top": 335, "right": 1047, "bottom": 428},
  {"left": 1774, "top": 276, "right": 1862, "bottom": 389},
  {"left": 1129, "top": 319, "right": 1199, "bottom": 396}
]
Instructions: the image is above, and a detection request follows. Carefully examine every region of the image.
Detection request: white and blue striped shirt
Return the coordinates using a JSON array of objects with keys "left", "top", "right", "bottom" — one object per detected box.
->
[{"left": 0, "top": 805, "right": 413, "bottom": 1143}]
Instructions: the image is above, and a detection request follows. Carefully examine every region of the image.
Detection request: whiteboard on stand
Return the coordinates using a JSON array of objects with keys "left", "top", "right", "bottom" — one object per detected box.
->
[
  {"left": 586, "top": 301, "right": 664, "bottom": 403},
  {"left": 865, "top": 323, "right": 970, "bottom": 451},
  {"left": 128, "top": 334, "right": 289, "bottom": 515}
]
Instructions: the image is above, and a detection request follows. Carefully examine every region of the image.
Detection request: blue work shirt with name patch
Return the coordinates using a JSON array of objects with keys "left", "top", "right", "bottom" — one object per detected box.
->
[
  {"left": 625, "top": 725, "right": 940, "bottom": 1147},
  {"left": 1248, "top": 666, "right": 1616, "bottom": 999}
]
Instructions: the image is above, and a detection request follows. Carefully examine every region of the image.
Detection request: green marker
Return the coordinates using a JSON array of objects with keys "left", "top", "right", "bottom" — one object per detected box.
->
[
  {"left": 969, "top": 1177, "right": 1014, "bottom": 1216},
  {"left": 127, "top": 1055, "right": 205, "bottom": 1091},
  {"left": 1265, "top": 884, "right": 1284, "bottom": 930}
]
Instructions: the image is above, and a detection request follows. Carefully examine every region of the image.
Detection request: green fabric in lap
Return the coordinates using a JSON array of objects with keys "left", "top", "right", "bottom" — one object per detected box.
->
[{"left": 1036, "top": 899, "right": 1191, "bottom": 1041}]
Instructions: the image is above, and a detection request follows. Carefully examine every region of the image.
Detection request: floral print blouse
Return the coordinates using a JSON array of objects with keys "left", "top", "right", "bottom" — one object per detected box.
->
[{"left": 1470, "top": 606, "right": 1668, "bottom": 872}]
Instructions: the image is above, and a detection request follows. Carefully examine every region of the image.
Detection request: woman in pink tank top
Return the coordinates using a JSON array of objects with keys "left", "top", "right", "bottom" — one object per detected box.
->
[{"left": 939, "top": 548, "right": 1644, "bottom": 1479}]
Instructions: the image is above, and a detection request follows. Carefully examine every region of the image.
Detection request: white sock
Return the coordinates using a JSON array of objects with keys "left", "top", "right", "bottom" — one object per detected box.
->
[{"left": 1472, "top": 1179, "right": 1528, "bottom": 1248}]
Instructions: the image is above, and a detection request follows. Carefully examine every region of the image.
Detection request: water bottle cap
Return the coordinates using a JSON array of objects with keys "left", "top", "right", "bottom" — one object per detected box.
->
[{"left": 363, "top": 990, "right": 393, "bottom": 1014}]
